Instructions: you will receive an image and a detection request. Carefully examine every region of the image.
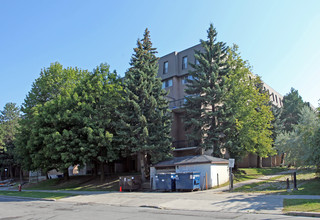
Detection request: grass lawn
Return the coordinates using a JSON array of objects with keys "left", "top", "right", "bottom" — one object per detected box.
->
[
  {"left": 283, "top": 199, "right": 320, "bottom": 213},
  {"left": 0, "top": 191, "right": 74, "bottom": 200},
  {"left": 282, "top": 177, "right": 320, "bottom": 195},
  {"left": 233, "top": 175, "right": 287, "bottom": 193},
  {"left": 234, "top": 168, "right": 318, "bottom": 194},
  {"left": 234, "top": 167, "right": 288, "bottom": 183},
  {"left": 24, "top": 175, "right": 121, "bottom": 191}
]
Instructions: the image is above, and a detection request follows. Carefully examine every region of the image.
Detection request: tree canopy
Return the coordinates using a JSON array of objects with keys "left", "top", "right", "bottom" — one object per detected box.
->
[
  {"left": 281, "top": 88, "right": 306, "bottom": 132},
  {"left": 184, "top": 25, "right": 274, "bottom": 163},
  {"left": 117, "top": 28, "right": 171, "bottom": 181},
  {"left": 224, "top": 45, "right": 275, "bottom": 162},
  {"left": 276, "top": 106, "right": 320, "bottom": 168},
  {"left": 0, "top": 103, "right": 20, "bottom": 179},
  {"left": 184, "top": 24, "right": 230, "bottom": 156},
  {"left": 16, "top": 62, "right": 124, "bottom": 180},
  {"left": 15, "top": 62, "right": 86, "bottom": 173}
]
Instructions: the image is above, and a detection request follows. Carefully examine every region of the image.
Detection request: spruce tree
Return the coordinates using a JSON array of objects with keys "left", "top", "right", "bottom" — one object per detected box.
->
[
  {"left": 281, "top": 88, "right": 306, "bottom": 132},
  {"left": 184, "top": 24, "right": 230, "bottom": 156},
  {"left": 0, "top": 103, "right": 20, "bottom": 179},
  {"left": 118, "top": 28, "right": 171, "bottom": 181}
]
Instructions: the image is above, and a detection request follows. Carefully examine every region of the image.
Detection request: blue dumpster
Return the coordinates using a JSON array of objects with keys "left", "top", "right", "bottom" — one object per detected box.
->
[
  {"left": 176, "top": 172, "right": 200, "bottom": 191},
  {"left": 155, "top": 173, "right": 176, "bottom": 191}
]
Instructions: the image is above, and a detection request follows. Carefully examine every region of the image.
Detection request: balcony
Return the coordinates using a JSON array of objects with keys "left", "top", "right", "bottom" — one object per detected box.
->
[
  {"left": 169, "top": 98, "right": 186, "bottom": 110},
  {"left": 172, "top": 140, "right": 200, "bottom": 150}
]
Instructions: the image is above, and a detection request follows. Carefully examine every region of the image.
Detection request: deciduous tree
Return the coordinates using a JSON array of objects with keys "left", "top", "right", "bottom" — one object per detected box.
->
[
  {"left": 15, "top": 63, "right": 85, "bottom": 176},
  {"left": 276, "top": 106, "right": 320, "bottom": 167},
  {"left": 224, "top": 46, "right": 275, "bottom": 165}
]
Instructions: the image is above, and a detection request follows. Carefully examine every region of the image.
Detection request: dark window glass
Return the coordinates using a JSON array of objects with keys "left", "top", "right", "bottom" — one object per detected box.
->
[
  {"left": 163, "top": 61, "right": 168, "bottom": 74},
  {"left": 182, "top": 56, "right": 188, "bottom": 69}
]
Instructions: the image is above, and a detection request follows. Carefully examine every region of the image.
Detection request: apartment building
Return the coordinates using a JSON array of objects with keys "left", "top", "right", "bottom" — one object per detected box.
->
[{"left": 157, "top": 43, "right": 283, "bottom": 157}]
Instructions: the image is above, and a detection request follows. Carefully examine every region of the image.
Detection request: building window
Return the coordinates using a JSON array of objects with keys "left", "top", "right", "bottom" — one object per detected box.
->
[
  {"left": 162, "top": 79, "right": 173, "bottom": 89},
  {"left": 182, "top": 56, "right": 188, "bottom": 70},
  {"left": 182, "top": 75, "right": 193, "bottom": 84},
  {"left": 272, "top": 93, "right": 275, "bottom": 101},
  {"left": 195, "top": 59, "right": 200, "bottom": 65},
  {"left": 163, "top": 61, "right": 168, "bottom": 74},
  {"left": 275, "top": 95, "right": 278, "bottom": 103},
  {"left": 279, "top": 99, "right": 282, "bottom": 106}
]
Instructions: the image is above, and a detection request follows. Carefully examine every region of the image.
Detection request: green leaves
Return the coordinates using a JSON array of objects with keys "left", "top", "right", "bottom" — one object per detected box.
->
[
  {"left": 0, "top": 103, "right": 20, "bottom": 170},
  {"left": 185, "top": 24, "right": 230, "bottom": 154},
  {"left": 185, "top": 24, "right": 275, "bottom": 163},
  {"left": 276, "top": 106, "right": 320, "bottom": 167},
  {"left": 224, "top": 51, "right": 275, "bottom": 160},
  {"left": 118, "top": 28, "right": 171, "bottom": 180},
  {"left": 281, "top": 88, "right": 306, "bottom": 132},
  {"left": 16, "top": 62, "right": 123, "bottom": 174}
]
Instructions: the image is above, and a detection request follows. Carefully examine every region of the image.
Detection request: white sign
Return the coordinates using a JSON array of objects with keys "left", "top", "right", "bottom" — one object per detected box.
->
[{"left": 229, "top": 158, "right": 235, "bottom": 168}]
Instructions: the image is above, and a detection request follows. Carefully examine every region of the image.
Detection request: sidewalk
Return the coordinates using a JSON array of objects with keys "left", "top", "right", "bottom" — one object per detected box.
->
[
  {"left": 58, "top": 191, "right": 320, "bottom": 215},
  {"left": 57, "top": 169, "right": 319, "bottom": 216},
  {"left": 2, "top": 170, "right": 319, "bottom": 217}
]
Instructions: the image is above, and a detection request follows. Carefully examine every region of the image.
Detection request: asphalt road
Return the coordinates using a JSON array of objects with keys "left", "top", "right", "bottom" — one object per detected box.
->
[{"left": 0, "top": 196, "right": 315, "bottom": 220}]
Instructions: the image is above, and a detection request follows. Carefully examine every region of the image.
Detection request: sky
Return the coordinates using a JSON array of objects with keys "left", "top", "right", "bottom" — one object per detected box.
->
[{"left": 1, "top": 0, "right": 319, "bottom": 111}]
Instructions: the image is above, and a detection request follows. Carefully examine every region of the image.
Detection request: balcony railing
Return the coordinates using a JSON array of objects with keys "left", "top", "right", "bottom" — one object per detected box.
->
[
  {"left": 169, "top": 98, "right": 186, "bottom": 110},
  {"left": 172, "top": 140, "right": 200, "bottom": 149}
]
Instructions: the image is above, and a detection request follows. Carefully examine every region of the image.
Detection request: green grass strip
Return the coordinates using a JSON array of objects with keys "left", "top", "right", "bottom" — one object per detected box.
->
[
  {"left": 283, "top": 199, "right": 320, "bottom": 213},
  {"left": 233, "top": 175, "right": 286, "bottom": 192},
  {"left": 282, "top": 178, "right": 320, "bottom": 195},
  {"left": 234, "top": 167, "right": 288, "bottom": 183},
  {"left": 0, "top": 191, "right": 75, "bottom": 200}
]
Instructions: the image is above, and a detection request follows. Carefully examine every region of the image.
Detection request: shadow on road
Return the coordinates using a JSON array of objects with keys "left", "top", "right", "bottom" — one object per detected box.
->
[{"left": 210, "top": 193, "right": 283, "bottom": 213}]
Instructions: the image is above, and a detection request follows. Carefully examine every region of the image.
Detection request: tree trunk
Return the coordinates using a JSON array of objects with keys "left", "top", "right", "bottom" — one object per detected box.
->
[
  {"left": 20, "top": 166, "right": 23, "bottom": 183},
  {"left": 138, "top": 152, "right": 146, "bottom": 183},
  {"left": 280, "top": 153, "right": 285, "bottom": 166},
  {"left": 94, "top": 162, "right": 98, "bottom": 178},
  {"left": 257, "top": 156, "right": 263, "bottom": 168},
  {"left": 9, "top": 165, "right": 13, "bottom": 179},
  {"left": 100, "top": 161, "right": 105, "bottom": 182},
  {"left": 64, "top": 169, "right": 69, "bottom": 181}
]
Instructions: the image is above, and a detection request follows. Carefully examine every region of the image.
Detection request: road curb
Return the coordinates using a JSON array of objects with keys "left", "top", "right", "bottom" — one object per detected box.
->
[
  {"left": 285, "top": 211, "right": 320, "bottom": 217},
  {"left": 0, "top": 195, "right": 56, "bottom": 201}
]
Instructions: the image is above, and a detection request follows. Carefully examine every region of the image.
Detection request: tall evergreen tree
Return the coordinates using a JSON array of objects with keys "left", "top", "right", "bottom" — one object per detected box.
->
[
  {"left": 0, "top": 103, "right": 20, "bottom": 179},
  {"left": 184, "top": 24, "right": 230, "bottom": 156},
  {"left": 281, "top": 88, "right": 305, "bottom": 132},
  {"left": 118, "top": 28, "right": 171, "bottom": 181}
]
